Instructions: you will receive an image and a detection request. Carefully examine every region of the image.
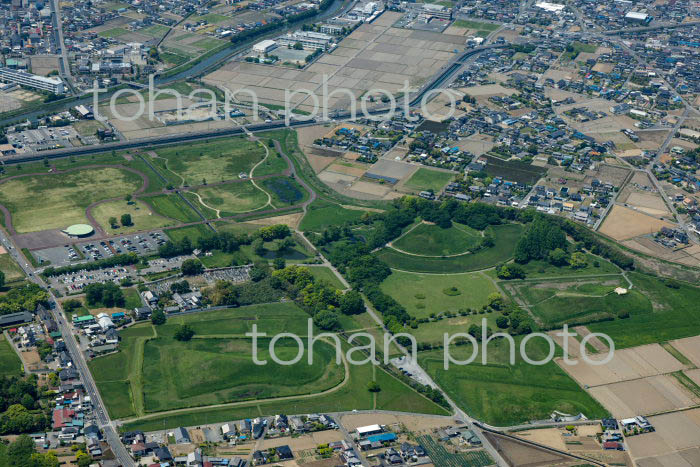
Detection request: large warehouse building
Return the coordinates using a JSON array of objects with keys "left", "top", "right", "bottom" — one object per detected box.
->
[{"left": 0, "top": 67, "right": 65, "bottom": 94}]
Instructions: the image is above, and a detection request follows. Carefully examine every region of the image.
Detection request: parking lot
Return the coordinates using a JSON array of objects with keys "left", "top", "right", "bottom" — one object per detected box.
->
[
  {"left": 33, "top": 231, "right": 168, "bottom": 267},
  {"left": 49, "top": 266, "right": 134, "bottom": 294}
]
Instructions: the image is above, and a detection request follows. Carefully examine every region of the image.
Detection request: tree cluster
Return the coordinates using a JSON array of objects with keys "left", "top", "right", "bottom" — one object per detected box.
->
[
  {"left": 0, "top": 284, "right": 49, "bottom": 316},
  {"left": 0, "top": 376, "right": 47, "bottom": 435},
  {"left": 514, "top": 215, "right": 567, "bottom": 263},
  {"left": 84, "top": 282, "right": 124, "bottom": 308}
]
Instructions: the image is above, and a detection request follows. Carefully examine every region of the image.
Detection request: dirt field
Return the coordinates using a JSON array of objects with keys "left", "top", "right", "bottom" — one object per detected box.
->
[
  {"left": 669, "top": 335, "right": 700, "bottom": 367},
  {"left": 259, "top": 431, "right": 343, "bottom": 451},
  {"left": 483, "top": 432, "right": 586, "bottom": 467},
  {"left": 243, "top": 212, "right": 304, "bottom": 229},
  {"left": 600, "top": 205, "right": 674, "bottom": 241},
  {"left": 557, "top": 343, "right": 688, "bottom": 388},
  {"left": 628, "top": 409, "right": 700, "bottom": 467},
  {"left": 588, "top": 375, "right": 699, "bottom": 418},
  {"left": 339, "top": 413, "right": 451, "bottom": 433}
]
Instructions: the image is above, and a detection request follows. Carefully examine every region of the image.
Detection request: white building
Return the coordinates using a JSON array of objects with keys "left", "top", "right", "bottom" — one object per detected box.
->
[
  {"left": 278, "top": 31, "right": 333, "bottom": 51},
  {"left": 625, "top": 11, "right": 650, "bottom": 23},
  {"left": 252, "top": 39, "right": 278, "bottom": 55},
  {"left": 96, "top": 313, "right": 114, "bottom": 331},
  {"left": 356, "top": 424, "right": 383, "bottom": 437},
  {"left": 534, "top": 2, "right": 565, "bottom": 13},
  {"left": 0, "top": 67, "right": 65, "bottom": 94},
  {"left": 422, "top": 3, "right": 452, "bottom": 20}
]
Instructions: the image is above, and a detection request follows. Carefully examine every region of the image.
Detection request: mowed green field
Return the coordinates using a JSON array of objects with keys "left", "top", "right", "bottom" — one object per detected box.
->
[
  {"left": 307, "top": 266, "right": 346, "bottom": 290},
  {"left": 94, "top": 303, "right": 449, "bottom": 426},
  {"left": 0, "top": 336, "right": 22, "bottom": 377},
  {"left": 509, "top": 276, "right": 652, "bottom": 328},
  {"left": 378, "top": 224, "right": 523, "bottom": 273},
  {"left": 299, "top": 200, "right": 370, "bottom": 232},
  {"left": 190, "top": 181, "right": 269, "bottom": 217},
  {"left": 93, "top": 199, "right": 175, "bottom": 234},
  {"left": 0, "top": 168, "right": 143, "bottom": 233},
  {"left": 381, "top": 270, "right": 498, "bottom": 319},
  {"left": 404, "top": 168, "right": 454, "bottom": 193},
  {"left": 0, "top": 253, "right": 25, "bottom": 284},
  {"left": 421, "top": 338, "right": 608, "bottom": 426},
  {"left": 588, "top": 272, "right": 700, "bottom": 349},
  {"left": 393, "top": 222, "right": 482, "bottom": 256},
  {"left": 144, "top": 194, "right": 201, "bottom": 223},
  {"left": 152, "top": 137, "right": 265, "bottom": 186}
]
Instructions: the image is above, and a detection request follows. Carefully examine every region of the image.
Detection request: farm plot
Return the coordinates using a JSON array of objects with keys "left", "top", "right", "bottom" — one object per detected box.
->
[
  {"left": 0, "top": 167, "right": 143, "bottom": 233},
  {"left": 482, "top": 155, "right": 547, "bottom": 185},
  {"left": 0, "top": 335, "right": 22, "bottom": 377},
  {"left": 627, "top": 409, "right": 700, "bottom": 467},
  {"left": 669, "top": 336, "right": 700, "bottom": 368},
  {"left": 377, "top": 223, "right": 523, "bottom": 273},
  {"left": 151, "top": 137, "right": 265, "bottom": 186},
  {"left": 600, "top": 204, "right": 674, "bottom": 241},
  {"left": 392, "top": 222, "right": 482, "bottom": 256},
  {"left": 403, "top": 168, "right": 454, "bottom": 193},
  {"left": 420, "top": 337, "right": 608, "bottom": 426},
  {"left": 0, "top": 253, "right": 25, "bottom": 284}
]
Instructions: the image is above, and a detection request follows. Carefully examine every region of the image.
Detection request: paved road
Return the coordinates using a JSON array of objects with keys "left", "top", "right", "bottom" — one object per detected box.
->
[
  {"left": 49, "top": 0, "right": 74, "bottom": 94},
  {"left": 0, "top": 229, "right": 135, "bottom": 466}
]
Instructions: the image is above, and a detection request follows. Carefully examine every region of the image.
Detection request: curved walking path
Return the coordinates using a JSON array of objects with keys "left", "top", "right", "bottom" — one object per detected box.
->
[
  {"left": 116, "top": 336, "right": 350, "bottom": 425},
  {"left": 247, "top": 133, "right": 274, "bottom": 209}
]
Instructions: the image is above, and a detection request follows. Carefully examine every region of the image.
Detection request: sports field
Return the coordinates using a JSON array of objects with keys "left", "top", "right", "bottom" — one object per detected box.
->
[
  {"left": 152, "top": 137, "right": 265, "bottom": 186},
  {"left": 392, "top": 222, "right": 482, "bottom": 256},
  {"left": 0, "top": 168, "right": 143, "bottom": 233},
  {"left": 378, "top": 224, "right": 523, "bottom": 273},
  {"left": 380, "top": 270, "right": 498, "bottom": 319},
  {"left": 189, "top": 181, "right": 269, "bottom": 217},
  {"left": 421, "top": 337, "right": 608, "bottom": 426},
  {"left": 404, "top": 168, "right": 454, "bottom": 193},
  {"left": 93, "top": 199, "right": 175, "bottom": 234},
  {"left": 0, "top": 336, "right": 22, "bottom": 377}
]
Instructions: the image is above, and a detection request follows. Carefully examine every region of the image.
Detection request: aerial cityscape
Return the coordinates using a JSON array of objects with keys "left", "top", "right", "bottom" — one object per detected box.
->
[{"left": 0, "top": 0, "right": 700, "bottom": 465}]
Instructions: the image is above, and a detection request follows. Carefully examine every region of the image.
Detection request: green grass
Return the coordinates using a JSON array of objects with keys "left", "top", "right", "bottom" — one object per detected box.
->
[
  {"left": 189, "top": 181, "right": 269, "bottom": 217},
  {"left": 662, "top": 343, "right": 694, "bottom": 367},
  {"left": 164, "top": 224, "right": 212, "bottom": 244},
  {"left": 393, "top": 222, "right": 482, "bottom": 256},
  {"left": 588, "top": 272, "right": 700, "bottom": 349},
  {"left": 196, "top": 13, "right": 230, "bottom": 24},
  {"left": 263, "top": 176, "right": 308, "bottom": 206},
  {"left": 418, "top": 435, "right": 493, "bottom": 467},
  {"left": 0, "top": 167, "right": 143, "bottom": 233},
  {"left": 404, "top": 168, "right": 454, "bottom": 193},
  {"left": 496, "top": 253, "right": 620, "bottom": 279},
  {"left": 192, "top": 37, "right": 227, "bottom": 51},
  {"left": 251, "top": 145, "right": 289, "bottom": 177},
  {"left": 92, "top": 303, "right": 448, "bottom": 421},
  {"left": 0, "top": 254, "right": 25, "bottom": 284},
  {"left": 299, "top": 199, "right": 370, "bottom": 232},
  {"left": 93, "top": 199, "right": 175, "bottom": 234},
  {"left": 0, "top": 336, "right": 22, "bottom": 376},
  {"left": 160, "top": 51, "right": 189, "bottom": 67},
  {"left": 99, "top": 27, "right": 129, "bottom": 38},
  {"left": 381, "top": 270, "right": 498, "bottom": 320},
  {"left": 378, "top": 224, "right": 524, "bottom": 273},
  {"left": 307, "top": 266, "right": 345, "bottom": 289},
  {"left": 452, "top": 19, "right": 500, "bottom": 31},
  {"left": 123, "top": 287, "right": 143, "bottom": 309},
  {"left": 152, "top": 136, "right": 265, "bottom": 186},
  {"left": 142, "top": 24, "right": 170, "bottom": 37},
  {"left": 144, "top": 194, "right": 201, "bottom": 223},
  {"left": 421, "top": 337, "right": 608, "bottom": 426}
]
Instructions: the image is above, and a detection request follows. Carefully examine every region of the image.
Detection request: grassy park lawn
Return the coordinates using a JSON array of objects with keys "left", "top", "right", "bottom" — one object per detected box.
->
[
  {"left": 251, "top": 147, "right": 289, "bottom": 177},
  {"left": 392, "top": 222, "right": 482, "bottom": 256},
  {"left": 190, "top": 181, "right": 269, "bottom": 217},
  {"left": 0, "top": 168, "right": 143, "bottom": 233},
  {"left": 307, "top": 266, "right": 345, "bottom": 289},
  {"left": 144, "top": 194, "right": 201, "bottom": 223},
  {"left": 378, "top": 224, "right": 523, "bottom": 273},
  {"left": 299, "top": 200, "right": 370, "bottom": 232},
  {"left": 93, "top": 199, "right": 175, "bottom": 234},
  {"left": 152, "top": 137, "right": 265, "bottom": 186},
  {"left": 588, "top": 272, "right": 700, "bottom": 349},
  {"left": 0, "top": 336, "right": 22, "bottom": 377},
  {"left": 404, "top": 168, "right": 454, "bottom": 193},
  {"left": 92, "top": 303, "right": 448, "bottom": 420},
  {"left": 0, "top": 254, "right": 25, "bottom": 284},
  {"left": 164, "top": 224, "right": 211, "bottom": 244},
  {"left": 488, "top": 253, "right": 621, "bottom": 280},
  {"left": 420, "top": 337, "right": 608, "bottom": 426},
  {"left": 381, "top": 270, "right": 498, "bottom": 319}
]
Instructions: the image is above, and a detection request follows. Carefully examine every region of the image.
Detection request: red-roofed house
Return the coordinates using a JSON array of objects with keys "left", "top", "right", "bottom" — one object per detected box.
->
[{"left": 52, "top": 408, "right": 76, "bottom": 429}]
